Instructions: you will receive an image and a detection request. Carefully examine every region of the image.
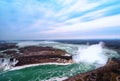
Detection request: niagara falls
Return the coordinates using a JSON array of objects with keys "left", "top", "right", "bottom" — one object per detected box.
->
[{"left": 0, "top": 0, "right": 120, "bottom": 81}]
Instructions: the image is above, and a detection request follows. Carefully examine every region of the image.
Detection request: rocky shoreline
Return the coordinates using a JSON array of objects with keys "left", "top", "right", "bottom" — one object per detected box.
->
[
  {"left": 0, "top": 42, "right": 120, "bottom": 81},
  {"left": 64, "top": 58, "right": 120, "bottom": 81},
  {"left": 0, "top": 43, "right": 73, "bottom": 67}
]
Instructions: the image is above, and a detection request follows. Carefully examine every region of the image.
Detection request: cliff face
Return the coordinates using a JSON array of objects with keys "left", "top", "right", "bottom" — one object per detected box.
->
[
  {"left": 19, "top": 46, "right": 67, "bottom": 56},
  {"left": 64, "top": 58, "right": 120, "bottom": 81},
  {"left": 0, "top": 44, "right": 72, "bottom": 66},
  {"left": 1, "top": 43, "right": 120, "bottom": 81},
  {"left": 15, "top": 46, "right": 72, "bottom": 66},
  {"left": 0, "top": 43, "right": 18, "bottom": 51}
]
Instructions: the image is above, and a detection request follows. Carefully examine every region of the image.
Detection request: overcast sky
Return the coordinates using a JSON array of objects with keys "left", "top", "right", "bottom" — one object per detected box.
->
[{"left": 0, "top": 0, "right": 120, "bottom": 40}]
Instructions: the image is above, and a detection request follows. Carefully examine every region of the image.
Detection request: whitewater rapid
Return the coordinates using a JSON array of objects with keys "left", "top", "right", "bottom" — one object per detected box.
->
[
  {"left": 73, "top": 42, "right": 108, "bottom": 67},
  {"left": 17, "top": 41, "right": 120, "bottom": 68},
  {"left": 0, "top": 41, "right": 119, "bottom": 71},
  {"left": 0, "top": 40, "right": 120, "bottom": 81}
]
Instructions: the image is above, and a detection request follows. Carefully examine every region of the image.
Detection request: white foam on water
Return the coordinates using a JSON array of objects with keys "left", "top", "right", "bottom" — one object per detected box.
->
[
  {"left": 4, "top": 41, "right": 119, "bottom": 71},
  {"left": 10, "top": 63, "right": 71, "bottom": 71},
  {"left": 43, "top": 77, "right": 68, "bottom": 81},
  {"left": 17, "top": 41, "right": 41, "bottom": 47},
  {"left": 0, "top": 58, "right": 18, "bottom": 71},
  {"left": 17, "top": 41, "right": 59, "bottom": 48},
  {"left": 72, "top": 42, "right": 120, "bottom": 67}
]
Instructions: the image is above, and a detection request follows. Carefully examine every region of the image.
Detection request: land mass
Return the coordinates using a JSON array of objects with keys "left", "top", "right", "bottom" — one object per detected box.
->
[
  {"left": 64, "top": 58, "right": 120, "bottom": 81},
  {"left": 0, "top": 42, "right": 120, "bottom": 81},
  {"left": 0, "top": 43, "right": 72, "bottom": 66}
]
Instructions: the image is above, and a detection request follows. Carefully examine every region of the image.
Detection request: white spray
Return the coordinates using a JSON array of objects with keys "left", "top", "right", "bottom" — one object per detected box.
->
[
  {"left": 15, "top": 41, "right": 120, "bottom": 68},
  {"left": 0, "top": 58, "right": 18, "bottom": 71},
  {"left": 72, "top": 42, "right": 108, "bottom": 67}
]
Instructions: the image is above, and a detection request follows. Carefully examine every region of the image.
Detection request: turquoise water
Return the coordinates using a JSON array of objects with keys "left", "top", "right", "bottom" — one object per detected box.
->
[
  {"left": 0, "top": 40, "right": 120, "bottom": 81},
  {"left": 0, "top": 63, "right": 94, "bottom": 81}
]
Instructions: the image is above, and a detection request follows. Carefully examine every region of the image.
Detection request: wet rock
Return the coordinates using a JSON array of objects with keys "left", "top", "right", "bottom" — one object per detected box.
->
[
  {"left": 19, "top": 46, "right": 66, "bottom": 56},
  {"left": 0, "top": 55, "right": 4, "bottom": 58},
  {"left": 15, "top": 46, "right": 72, "bottom": 66},
  {"left": 16, "top": 55, "right": 72, "bottom": 66},
  {"left": 2, "top": 50, "right": 17, "bottom": 54},
  {"left": 0, "top": 50, "right": 19, "bottom": 58},
  {"left": 0, "top": 45, "right": 72, "bottom": 67},
  {"left": 0, "top": 43, "right": 18, "bottom": 51},
  {"left": 64, "top": 58, "right": 120, "bottom": 81}
]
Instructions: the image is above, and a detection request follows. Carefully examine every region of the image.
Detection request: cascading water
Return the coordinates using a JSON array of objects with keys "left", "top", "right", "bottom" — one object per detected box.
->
[
  {"left": 0, "top": 58, "right": 18, "bottom": 71},
  {"left": 0, "top": 40, "right": 119, "bottom": 81},
  {"left": 72, "top": 42, "right": 108, "bottom": 67},
  {"left": 16, "top": 41, "right": 119, "bottom": 68}
]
